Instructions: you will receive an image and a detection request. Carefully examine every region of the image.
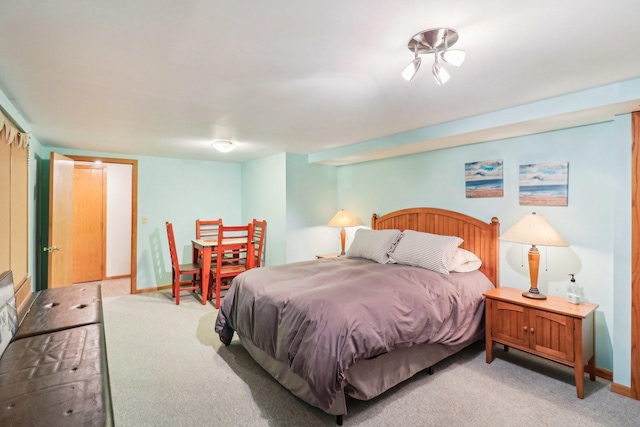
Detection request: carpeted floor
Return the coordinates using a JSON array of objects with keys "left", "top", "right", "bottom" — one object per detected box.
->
[{"left": 102, "top": 292, "right": 640, "bottom": 426}]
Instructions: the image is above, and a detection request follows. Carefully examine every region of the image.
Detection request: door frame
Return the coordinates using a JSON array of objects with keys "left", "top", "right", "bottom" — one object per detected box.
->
[
  {"left": 632, "top": 112, "right": 640, "bottom": 399},
  {"left": 68, "top": 155, "right": 138, "bottom": 294}
]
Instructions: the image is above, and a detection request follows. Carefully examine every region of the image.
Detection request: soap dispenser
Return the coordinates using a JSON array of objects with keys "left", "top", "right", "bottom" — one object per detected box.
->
[{"left": 567, "top": 274, "right": 580, "bottom": 304}]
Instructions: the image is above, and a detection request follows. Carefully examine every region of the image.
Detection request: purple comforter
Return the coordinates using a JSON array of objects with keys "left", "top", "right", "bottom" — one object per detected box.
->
[{"left": 215, "top": 257, "right": 493, "bottom": 411}]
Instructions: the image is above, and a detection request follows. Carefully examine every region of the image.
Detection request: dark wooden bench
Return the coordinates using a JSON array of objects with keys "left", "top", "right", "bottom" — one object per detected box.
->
[{"left": 0, "top": 271, "right": 114, "bottom": 426}]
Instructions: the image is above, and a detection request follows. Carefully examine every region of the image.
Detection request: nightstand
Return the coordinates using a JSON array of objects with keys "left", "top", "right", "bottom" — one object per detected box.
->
[
  {"left": 484, "top": 287, "right": 598, "bottom": 398},
  {"left": 315, "top": 253, "right": 341, "bottom": 259}
]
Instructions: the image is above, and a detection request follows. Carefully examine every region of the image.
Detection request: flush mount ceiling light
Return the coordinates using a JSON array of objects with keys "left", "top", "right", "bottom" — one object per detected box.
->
[
  {"left": 402, "top": 28, "right": 465, "bottom": 85},
  {"left": 212, "top": 140, "right": 236, "bottom": 153}
]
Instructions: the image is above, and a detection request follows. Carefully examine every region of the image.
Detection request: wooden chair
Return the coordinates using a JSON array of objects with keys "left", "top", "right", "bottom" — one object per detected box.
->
[
  {"left": 196, "top": 219, "right": 223, "bottom": 241},
  {"left": 210, "top": 224, "right": 254, "bottom": 309},
  {"left": 252, "top": 219, "right": 267, "bottom": 267},
  {"left": 166, "top": 221, "right": 201, "bottom": 305},
  {"left": 194, "top": 219, "right": 222, "bottom": 262}
]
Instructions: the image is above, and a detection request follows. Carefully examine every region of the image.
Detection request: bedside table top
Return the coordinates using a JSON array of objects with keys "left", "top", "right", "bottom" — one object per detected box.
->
[
  {"left": 484, "top": 287, "right": 598, "bottom": 318},
  {"left": 316, "top": 253, "right": 341, "bottom": 259}
]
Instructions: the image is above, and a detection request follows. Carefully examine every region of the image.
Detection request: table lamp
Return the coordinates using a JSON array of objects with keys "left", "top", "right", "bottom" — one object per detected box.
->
[
  {"left": 327, "top": 209, "right": 359, "bottom": 255},
  {"left": 500, "top": 212, "right": 568, "bottom": 299}
]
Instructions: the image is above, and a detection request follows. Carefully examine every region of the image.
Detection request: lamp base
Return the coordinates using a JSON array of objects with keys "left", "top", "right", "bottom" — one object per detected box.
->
[{"left": 522, "top": 290, "right": 547, "bottom": 300}]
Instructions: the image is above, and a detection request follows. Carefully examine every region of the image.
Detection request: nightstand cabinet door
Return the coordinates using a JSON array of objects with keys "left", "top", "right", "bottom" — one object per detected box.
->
[
  {"left": 529, "top": 309, "right": 574, "bottom": 362},
  {"left": 491, "top": 301, "right": 529, "bottom": 348}
]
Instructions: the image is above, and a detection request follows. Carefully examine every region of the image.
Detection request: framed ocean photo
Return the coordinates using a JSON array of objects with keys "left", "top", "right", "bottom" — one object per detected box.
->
[
  {"left": 519, "top": 162, "right": 569, "bottom": 206},
  {"left": 465, "top": 159, "right": 504, "bottom": 198}
]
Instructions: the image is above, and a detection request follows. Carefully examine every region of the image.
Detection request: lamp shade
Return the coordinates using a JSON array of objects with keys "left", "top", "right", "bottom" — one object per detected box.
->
[
  {"left": 500, "top": 212, "right": 568, "bottom": 247},
  {"left": 327, "top": 209, "right": 359, "bottom": 228}
]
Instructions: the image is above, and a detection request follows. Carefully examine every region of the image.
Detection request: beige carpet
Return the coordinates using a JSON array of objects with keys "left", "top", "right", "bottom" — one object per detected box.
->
[
  {"left": 75, "top": 277, "right": 131, "bottom": 298},
  {"left": 103, "top": 291, "right": 640, "bottom": 426}
]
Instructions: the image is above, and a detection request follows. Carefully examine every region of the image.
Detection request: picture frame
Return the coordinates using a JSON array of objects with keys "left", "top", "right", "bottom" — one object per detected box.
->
[
  {"left": 519, "top": 162, "right": 569, "bottom": 206},
  {"left": 465, "top": 159, "right": 504, "bottom": 198}
]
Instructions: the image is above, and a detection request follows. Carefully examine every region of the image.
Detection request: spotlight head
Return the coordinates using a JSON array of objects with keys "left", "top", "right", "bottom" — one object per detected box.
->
[
  {"left": 432, "top": 63, "right": 450, "bottom": 85},
  {"left": 402, "top": 57, "right": 421, "bottom": 81},
  {"left": 441, "top": 49, "right": 465, "bottom": 67}
]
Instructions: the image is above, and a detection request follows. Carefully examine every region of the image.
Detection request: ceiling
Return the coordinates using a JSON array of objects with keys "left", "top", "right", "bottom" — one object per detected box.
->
[{"left": 1, "top": 0, "right": 640, "bottom": 164}]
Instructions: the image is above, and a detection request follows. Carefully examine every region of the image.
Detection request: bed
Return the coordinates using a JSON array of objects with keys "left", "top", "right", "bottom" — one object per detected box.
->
[{"left": 215, "top": 207, "right": 500, "bottom": 424}]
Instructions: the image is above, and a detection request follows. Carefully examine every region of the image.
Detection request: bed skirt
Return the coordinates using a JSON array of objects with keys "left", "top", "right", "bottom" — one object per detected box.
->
[{"left": 238, "top": 332, "right": 482, "bottom": 416}]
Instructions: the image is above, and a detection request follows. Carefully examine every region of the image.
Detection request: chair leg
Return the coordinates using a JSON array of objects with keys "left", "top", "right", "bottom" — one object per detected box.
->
[
  {"left": 175, "top": 275, "right": 180, "bottom": 306},
  {"left": 175, "top": 281, "right": 180, "bottom": 305},
  {"left": 171, "top": 271, "right": 176, "bottom": 297},
  {"left": 216, "top": 279, "right": 221, "bottom": 309}
]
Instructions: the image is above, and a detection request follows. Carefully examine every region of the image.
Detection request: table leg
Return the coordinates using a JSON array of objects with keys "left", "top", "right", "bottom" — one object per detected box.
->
[
  {"left": 574, "top": 319, "right": 585, "bottom": 399},
  {"left": 485, "top": 299, "right": 493, "bottom": 363},
  {"left": 192, "top": 245, "right": 199, "bottom": 263},
  {"left": 201, "top": 246, "right": 211, "bottom": 305},
  {"left": 588, "top": 355, "right": 596, "bottom": 381},
  {"left": 575, "top": 363, "right": 585, "bottom": 399}
]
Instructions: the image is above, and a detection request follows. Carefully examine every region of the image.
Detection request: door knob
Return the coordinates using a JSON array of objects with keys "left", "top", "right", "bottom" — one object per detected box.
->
[{"left": 43, "top": 246, "right": 62, "bottom": 252}]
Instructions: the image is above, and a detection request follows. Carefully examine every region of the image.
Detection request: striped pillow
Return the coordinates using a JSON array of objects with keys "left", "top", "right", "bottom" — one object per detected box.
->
[
  {"left": 389, "top": 230, "right": 463, "bottom": 275},
  {"left": 346, "top": 229, "right": 403, "bottom": 264}
]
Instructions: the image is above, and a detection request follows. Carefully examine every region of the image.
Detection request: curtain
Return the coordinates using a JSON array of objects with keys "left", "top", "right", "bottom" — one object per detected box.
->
[{"left": 0, "top": 110, "right": 29, "bottom": 148}]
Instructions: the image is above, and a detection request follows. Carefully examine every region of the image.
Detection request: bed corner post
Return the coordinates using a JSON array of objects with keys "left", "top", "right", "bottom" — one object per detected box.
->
[
  {"left": 490, "top": 217, "right": 500, "bottom": 287},
  {"left": 336, "top": 415, "right": 343, "bottom": 425},
  {"left": 371, "top": 213, "right": 378, "bottom": 229}
]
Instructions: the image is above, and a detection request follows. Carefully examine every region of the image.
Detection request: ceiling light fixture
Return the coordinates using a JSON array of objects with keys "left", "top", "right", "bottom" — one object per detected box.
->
[
  {"left": 212, "top": 140, "right": 236, "bottom": 153},
  {"left": 402, "top": 28, "right": 465, "bottom": 85}
]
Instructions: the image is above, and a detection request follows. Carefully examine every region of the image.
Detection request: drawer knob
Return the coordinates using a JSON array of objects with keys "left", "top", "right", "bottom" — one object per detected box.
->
[
  {"left": 523, "top": 326, "right": 528, "bottom": 332},
  {"left": 530, "top": 328, "right": 535, "bottom": 334}
]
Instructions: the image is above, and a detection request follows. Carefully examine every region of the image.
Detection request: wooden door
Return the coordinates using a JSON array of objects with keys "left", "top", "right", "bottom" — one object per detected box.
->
[
  {"left": 47, "top": 152, "right": 74, "bottom": 288},
  {"left": 528, "top": 309, "right": 574, "bottom": 362},
  {"left": 491, "top": 300, "right": 529, "bottom": 348},
  {"left": 72, "top": 165, "right": 106, "bottom": 283}
]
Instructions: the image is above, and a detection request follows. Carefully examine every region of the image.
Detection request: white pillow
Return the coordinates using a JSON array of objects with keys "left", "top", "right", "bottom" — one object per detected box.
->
[
  {"left": 446, "top": 248, "right": 482, "bottom": 273},
  {"left": 389, "top": 230, "right": 463, "bottom": 275},
  {"left": 346, "top": 229, "right": 403, "bottom": 264}
]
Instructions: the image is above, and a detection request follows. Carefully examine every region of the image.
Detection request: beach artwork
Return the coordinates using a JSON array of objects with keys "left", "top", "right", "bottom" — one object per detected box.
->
[
  {"left": 465, "top": 159, "right": 504, "bottom": 198},
  {"left": 519, "top": 162, "right": 568, "bottom": 206}
]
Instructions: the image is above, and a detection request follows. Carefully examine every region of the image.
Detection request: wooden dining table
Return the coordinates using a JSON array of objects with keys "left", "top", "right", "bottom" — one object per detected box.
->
[{"left": 191, "top": 237, "right": 255, "bottom": 305}]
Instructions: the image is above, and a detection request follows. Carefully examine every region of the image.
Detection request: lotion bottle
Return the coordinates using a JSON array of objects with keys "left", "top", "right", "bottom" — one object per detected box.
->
[{"left": 567, "top": 274, "right": 580, "bottom": 304}]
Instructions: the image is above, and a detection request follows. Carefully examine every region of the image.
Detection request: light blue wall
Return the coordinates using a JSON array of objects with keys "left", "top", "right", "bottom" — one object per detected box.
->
[
  {"left": 337, "top": 119, "right": 629, "bottom": 373},
  {"left": 241, "top": 153, "right": 287, "bottom": 266},
  {"left": 285, "top": 153, "right": 338, "bottom": 262},
  {"left": 38, "top": 147, "right": 242, "bottom": 290},
  {"left": 613, "top": 113, "right": 632, "bottom": 386}
]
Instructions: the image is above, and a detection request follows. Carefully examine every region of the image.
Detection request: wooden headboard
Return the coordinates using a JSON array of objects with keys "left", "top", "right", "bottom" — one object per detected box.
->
[{"left": 371, "top": 207, "right": 500, "bottom": 286}]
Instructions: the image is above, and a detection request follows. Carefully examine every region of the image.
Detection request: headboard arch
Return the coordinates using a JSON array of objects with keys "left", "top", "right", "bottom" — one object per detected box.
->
[{"left": 371, "top": 207, "right": 500, "bottom": 286}]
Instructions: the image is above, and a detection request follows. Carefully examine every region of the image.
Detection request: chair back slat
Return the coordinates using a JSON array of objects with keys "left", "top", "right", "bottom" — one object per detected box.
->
[
  {"left": 166, "top": 221, "right": 201, "bottom": 305},
  {"left": 166, "top": 222, "right": 180, "bottom": 272},
  {"left": 252, "top": 219, "right": 267, "bottom": 267}
]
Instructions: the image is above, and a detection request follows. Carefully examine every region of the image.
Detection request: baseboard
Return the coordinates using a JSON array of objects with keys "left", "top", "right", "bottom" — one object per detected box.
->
[
  {"left": 593, "top": 366, "right": 613, "bottom": 381},
  {"left": 103, "top": 274, "right": 131, "bottom": 280},
  {"left": 611, "top": 382, "right": 632, "bottom": 398},
  {"left": 135, "top": 284, "right": 172, "bottom": 294}
]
